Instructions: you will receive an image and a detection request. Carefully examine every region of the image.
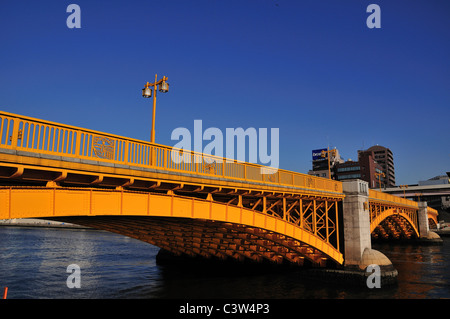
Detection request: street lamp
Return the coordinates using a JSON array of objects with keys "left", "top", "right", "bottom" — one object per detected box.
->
[
  {"left": 142, "top": 74, "right": 169, "bottom": 143},
  {"left": 415, "top": 193, "right": 423, "bottom": 202},
  {"left": 374, "top": 172, "right": 385, "bottom": 191},
  {"left": 399, "top": 184, "right": 408, "bottom": 198}
]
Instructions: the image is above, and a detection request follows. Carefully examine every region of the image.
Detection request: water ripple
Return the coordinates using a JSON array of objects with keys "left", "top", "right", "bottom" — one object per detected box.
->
[{"left": 1, "top": 227, "right": 450, "bottom": 299}]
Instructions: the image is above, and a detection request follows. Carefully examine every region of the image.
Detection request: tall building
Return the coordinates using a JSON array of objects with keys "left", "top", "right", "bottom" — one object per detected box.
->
[
  {"left": 335, "top": 150, "right": 384, "bottom": 189},
  {"left": 307, "top": 147, "right": 344, "bottom": 179},
  {"left": 360, "top": 145, "right": 395, "bottom": 187},
  {"left": 307, "top": 145, "right": 395, "bottom": 189}
]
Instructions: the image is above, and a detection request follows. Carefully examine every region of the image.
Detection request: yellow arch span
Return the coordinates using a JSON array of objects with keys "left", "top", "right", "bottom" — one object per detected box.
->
[
  {"left": 370, "top": 208, "right": 419, "bottom": 238},
  {"left": 0, "top": 187, "right": 343, "bottom": 265},
  {"left": 427, "top": 208, "right": 439, "bottom": 227}
]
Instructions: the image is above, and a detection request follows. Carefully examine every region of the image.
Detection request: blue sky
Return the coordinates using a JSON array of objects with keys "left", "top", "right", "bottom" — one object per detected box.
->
[{"left": 0, "top": 0, "right": 449, "bottom": 185}]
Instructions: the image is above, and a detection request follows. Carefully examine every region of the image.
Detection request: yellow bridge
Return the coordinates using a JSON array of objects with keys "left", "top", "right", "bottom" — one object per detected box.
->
[{"left": 0, "top": 111, "right": 439, "bottom": 269}]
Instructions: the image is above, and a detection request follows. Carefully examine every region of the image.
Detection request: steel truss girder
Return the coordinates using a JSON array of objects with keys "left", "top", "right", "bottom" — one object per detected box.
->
[{"left": 228, "top": 194, "right": 341, "bottom": 253}]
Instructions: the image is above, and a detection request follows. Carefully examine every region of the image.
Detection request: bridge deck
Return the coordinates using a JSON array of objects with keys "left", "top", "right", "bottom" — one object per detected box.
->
[{"left": 0, "top": 110, "right": 343, "bottom": 199}]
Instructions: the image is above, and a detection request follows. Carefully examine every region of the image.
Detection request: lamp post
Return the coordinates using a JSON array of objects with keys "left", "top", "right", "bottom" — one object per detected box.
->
[
  {"left": 375, "top": 172, "right": 385, "bottom": 191},
  {"left": 321, "top": 147, "right": 337, "bottom": 179},
  {"left": 142, "top": 74, "right": 169, "bottom": 143},
  {"left": 399, "top": 184, "right": 408, "bottom": 198},
  {"left": 415, "top": 193, "right": 423, "bottom": 202}
]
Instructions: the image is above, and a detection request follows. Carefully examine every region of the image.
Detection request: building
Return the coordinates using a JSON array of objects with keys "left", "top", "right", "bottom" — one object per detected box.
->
[
  {"left": 307, "top": 145, "right": 395, "bottom": 190},
  {"left": 360, "top": 145, "right": 395, "bottom": 187},
  {"left": 335, "top": 150, "right": 384, "bottom": 189},
  {"left": 333, "top": 160, "right": 361, "bottom": 181},
  {"left": 384, "top": 174, "right": 450, "bottom": 221},
  {"left": 308, "top": 147, "right": 344, "bottom": 179}
]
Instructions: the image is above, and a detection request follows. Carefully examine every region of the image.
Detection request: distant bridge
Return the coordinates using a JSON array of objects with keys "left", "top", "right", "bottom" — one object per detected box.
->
[{"left": 0, "top": 111, "right": 439, "bottom": 269}]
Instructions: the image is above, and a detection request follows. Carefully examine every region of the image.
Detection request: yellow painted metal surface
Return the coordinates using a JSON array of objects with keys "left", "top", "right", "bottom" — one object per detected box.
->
[
  {"left": 369, "top": 189, "right": 425, "bottom": 239},
  {"left": 0, "top": 110, "right": 438, "bottom": 266},
  {"left": 0, "top": 186, "right": 344, "bottom": 265},
  {"left": 0, "top": 111, "right": 346, "bottom": 265},
  {"left": 0, "top": 111, "right": 342, "bottom": 195},
  {"left": 369, "top": 189, "right": 419, "bottom": 209},
  {"left": 369, "top": 207, "right": 419, "bottom": 237},
  {"left": 369, "top": 189, "right": 437, "bottom": 237},
  {"left": 427, "top": 206, "right": 439, "bottom": 226}
]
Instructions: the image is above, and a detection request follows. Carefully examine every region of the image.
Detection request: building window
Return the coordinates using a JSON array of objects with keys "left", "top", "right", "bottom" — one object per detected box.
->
[
  {"left": 337, "top": 174, "right": 361, "bottom": 180},
  {"left": 337, "top": 166, "right": 360, "bottom": 172}
]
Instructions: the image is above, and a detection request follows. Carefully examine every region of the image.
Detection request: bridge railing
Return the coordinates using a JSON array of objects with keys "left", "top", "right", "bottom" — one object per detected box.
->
[
  {"left": 369, "top": 189, "right": 419, "bottom": 209},
  {"left": 368, "top": 189, "right": 419, "bottom": 209},
  {"left": 0, "top": 111, "right": 343, "bottom": 194}
]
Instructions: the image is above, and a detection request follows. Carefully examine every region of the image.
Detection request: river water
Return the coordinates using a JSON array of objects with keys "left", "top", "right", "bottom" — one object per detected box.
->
[{"left": 1, "top": 226, "right": 449, "bottom": 300}]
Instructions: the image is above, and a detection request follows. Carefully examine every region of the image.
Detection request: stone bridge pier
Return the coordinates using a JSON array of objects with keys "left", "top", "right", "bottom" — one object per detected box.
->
[
  {"left": 341, "top": 180, "right": 398, "bottom": 284},
  {"left": 418, "top": 201, "right": 442, "bottom": 243},
  {"left": 339, "top": 179, "right": 442, "bottom": 285}
]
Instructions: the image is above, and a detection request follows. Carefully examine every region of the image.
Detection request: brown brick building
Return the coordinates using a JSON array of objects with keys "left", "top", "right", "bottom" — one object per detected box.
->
[
  {"left": 334, "top": 149, "right": 386, "bottom": 189},
  {"left": 362, "top": 145, "right": 396, "bottom": 187}
]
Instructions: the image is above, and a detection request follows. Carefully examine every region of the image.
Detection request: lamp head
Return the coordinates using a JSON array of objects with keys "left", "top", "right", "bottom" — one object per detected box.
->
[
  {"left": 142, "top": 86, "right": 152, "bottom": 98},
  {"left": 159, "top": 80, "right": 169, "bottom": 93}
]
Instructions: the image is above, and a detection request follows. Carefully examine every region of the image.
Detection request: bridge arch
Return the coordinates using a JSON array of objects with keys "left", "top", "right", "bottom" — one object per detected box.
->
[
  {"left": 427, "top": 207, "right": 439, "bottom": 229},
  {"left": 0, "top": 187, "right": 343, "bottom": 266},
  {"left": 370, "top": 207, "right": 419, "bottom": 240},
  {"left": 428, "top": 217, "right": 437, "bottom": 229}
]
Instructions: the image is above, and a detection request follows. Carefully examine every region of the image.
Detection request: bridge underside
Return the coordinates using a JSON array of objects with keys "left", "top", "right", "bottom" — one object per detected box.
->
[
  {"left": 0, "top": 185, "right": 343, "bottom": 266},
  {"left": 369, "top": 201, "right": 420, "bottom": 241},
  {"left": 372, "top": 215, "right": 418, "bottom": 240},
  {"left": 50, "top": 216, "right": 332, "bottom": 267},
  {"left": 428, "top": 218, "right": 437, "bottom": 229}
]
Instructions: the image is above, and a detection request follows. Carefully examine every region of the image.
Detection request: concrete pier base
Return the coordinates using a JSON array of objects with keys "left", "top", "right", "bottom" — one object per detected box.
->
[
  {"left": 339, "top": 180, "right": 398, "bottom": 285},
  {"left": 415, "top": 230, "right": 443, "bottom": 245},
  {"left": 301, "top": 249, "right": 398, "bottom": 287},
  {"left": 315, "top": 250, "right": 399, "bottom": 287},
  {"left": 417, "top": 202, "right": 443, "bottom": 244}
]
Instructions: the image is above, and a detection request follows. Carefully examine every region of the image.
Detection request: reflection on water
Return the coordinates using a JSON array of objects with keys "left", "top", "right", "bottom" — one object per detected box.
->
[
  {"left": 0, "top": 226, "right": 449, "bottom": 299},
  {"left": 373, "top": 242, "right": 450, "bottom": 299}
]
